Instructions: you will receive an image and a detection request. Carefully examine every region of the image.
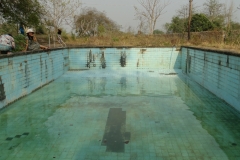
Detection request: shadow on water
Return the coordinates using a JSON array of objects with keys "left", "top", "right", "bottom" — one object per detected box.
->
[{"left": 176, "top": 74, "right": 240, "bottom": 159}]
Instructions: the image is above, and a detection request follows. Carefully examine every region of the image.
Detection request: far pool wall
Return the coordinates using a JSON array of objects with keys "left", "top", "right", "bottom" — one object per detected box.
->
[
  {"left": 181, "top": 47, "right": 240, "bottom": 111},
  {"left": 0, "top": 50, "right": 69, "bottom": 109},
  {"left": 69, "top": 48, "right": 181, "bottom": 70}
]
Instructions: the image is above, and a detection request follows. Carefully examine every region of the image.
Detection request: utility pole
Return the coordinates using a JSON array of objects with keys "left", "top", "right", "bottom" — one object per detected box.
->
[{"left": 188, "top": 0, "right": 193, "bottom": 41}]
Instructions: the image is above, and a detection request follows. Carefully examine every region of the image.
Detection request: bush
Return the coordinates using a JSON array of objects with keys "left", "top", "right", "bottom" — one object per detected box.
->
[{"left": 13, "top": 34, "right": 26, "bottom": 52}]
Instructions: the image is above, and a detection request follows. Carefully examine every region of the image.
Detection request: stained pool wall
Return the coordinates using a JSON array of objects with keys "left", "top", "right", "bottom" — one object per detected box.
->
[
  {"left": 181, "top": 47, "right": 240, "bottom": 111},
  {"left": 0, "top": 47, "right": 181, "bottom": 109},
  {"left": 69, "top": 48, "right": 181, "bottom": 70},
  {"left": 0, "top": 50, "right": 69, "bottom": 109},
  {"left": 0, "top": 47, "right": 240, "bottom": 112}
]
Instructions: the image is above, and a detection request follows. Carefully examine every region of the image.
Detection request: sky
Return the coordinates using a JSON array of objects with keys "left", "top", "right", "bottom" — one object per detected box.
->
[{"left": 80, "top": 0, "right": 240, "bottom": 32}]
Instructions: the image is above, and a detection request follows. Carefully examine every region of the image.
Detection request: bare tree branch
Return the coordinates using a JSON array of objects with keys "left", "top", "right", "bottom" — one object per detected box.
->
[
  {"left": 134, "top": 0, "right": 171, "bottom": 35},
  {"left": 41, "top": 0, "right": 81, "bottom": 32}
]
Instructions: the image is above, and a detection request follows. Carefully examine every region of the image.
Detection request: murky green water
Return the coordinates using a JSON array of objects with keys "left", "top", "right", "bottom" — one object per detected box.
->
[{"left": 0, "top": 70, "right": 239, "bottom": 160}]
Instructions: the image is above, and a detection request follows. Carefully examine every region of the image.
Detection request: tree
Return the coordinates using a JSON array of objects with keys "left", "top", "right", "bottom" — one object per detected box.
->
[
  {"left": 0, "top": 0, "right": 43, "bottom": 26},
  {"left": 203, "top": 0, "right": 224, "bottom": 30},
  {"left": 190, "top": 14, "right": 214, "bottom": 32},
  {"left": 224, "top": 0, "right": 234, "bottom": 32},
  {"left": 188, "top": 0, "right": 193, "bottom": 40},
  {"left": 177, "top": 3, "right": 198, "bottom": 19},
  {"left": 166, "top": 16, "right": 187, "bottom": 33},
  {"left": 40, "top": 0, "right": 81, "bottom": 32},
  {"left": 153, "top": 29, "right": 164, "bottom": 34},
  {"left": 231, "top": 21, "right": 240, "bottom": 30},
  {"left": 75, "top": 8, "right": 120, "bottom": 37},
  {"left": 134, "top": 0, "right": 170, "bottom": 35},
  {"left": 203, "top": 0, "right": 223, "bottom": 22},
  {"left": 135, "top": 15, "right": 147, "bottom": 34}
]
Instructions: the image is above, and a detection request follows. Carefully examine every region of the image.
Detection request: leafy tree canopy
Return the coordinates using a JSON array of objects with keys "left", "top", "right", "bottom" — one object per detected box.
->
[
  {"left": 166, "top": 16, "right": 187, "bottom": 33},
  {"left": 75, "top": 8, "right": 120, "bottom": 37},
  {"left": 0, "top": 0, "right": 43, "bottom": 26},
  {"left": 190, "top": 14, "right": 214, "bottom": 32}
]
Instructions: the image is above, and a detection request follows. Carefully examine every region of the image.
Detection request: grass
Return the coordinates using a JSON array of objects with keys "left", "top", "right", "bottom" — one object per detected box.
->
[{"left": 20, "top": 32, "right": 240, "bottom": 53}]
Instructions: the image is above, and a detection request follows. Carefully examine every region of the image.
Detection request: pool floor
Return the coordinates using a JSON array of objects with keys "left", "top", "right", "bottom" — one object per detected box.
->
[{"left": 0, "top": 69, "right": 240, "bottom": 160}]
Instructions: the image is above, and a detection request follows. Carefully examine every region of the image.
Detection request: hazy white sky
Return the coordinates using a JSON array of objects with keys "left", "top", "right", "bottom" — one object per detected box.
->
[{"left": 80, "top": 0, "right": 240, "bottom": 32}]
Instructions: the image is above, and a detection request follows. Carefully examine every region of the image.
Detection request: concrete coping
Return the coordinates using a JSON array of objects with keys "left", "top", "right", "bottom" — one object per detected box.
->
[
  {"left": 181, "top": 46, "right": 240, "bottom": 57},
  {"left": 1, "top": 45, "right": 240, "bottom": 59}
]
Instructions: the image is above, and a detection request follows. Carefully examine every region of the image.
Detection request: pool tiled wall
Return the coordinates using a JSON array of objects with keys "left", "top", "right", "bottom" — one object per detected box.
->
[
  {"left": 181, "top": 47, "right": 240, "bottom": 111},
  {"left": 1, "top": 47, "right": 240, "bottom": 112},
  {"left": 69, "top": 48, "right": 181, "bottom": 70},
  {"left": 0, "top": 50, "right": 69, "bottom": 109}
]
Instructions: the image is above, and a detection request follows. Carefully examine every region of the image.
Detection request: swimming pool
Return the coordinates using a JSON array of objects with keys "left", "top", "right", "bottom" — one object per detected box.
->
[
  {"left": 0, "top": 69, "right": 239, "bottom": 160},
  {"left": 0, "top": 47, "right": 240, "bottom": 160}
]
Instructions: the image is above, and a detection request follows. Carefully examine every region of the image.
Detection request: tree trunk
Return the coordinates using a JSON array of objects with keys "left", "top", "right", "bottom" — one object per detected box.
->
[{"left": 188, "top": 0, "right": 193, "bottom": 41}]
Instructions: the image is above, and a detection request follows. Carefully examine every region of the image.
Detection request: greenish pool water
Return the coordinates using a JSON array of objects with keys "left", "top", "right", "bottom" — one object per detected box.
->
[{"left": 0, "top": 69, "right": 239, "bottom": 160}]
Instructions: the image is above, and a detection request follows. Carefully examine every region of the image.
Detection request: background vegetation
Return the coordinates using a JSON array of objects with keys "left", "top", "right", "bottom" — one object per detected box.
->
[{"left": 0, "top": 0, "right": 240, "bottom": 52}]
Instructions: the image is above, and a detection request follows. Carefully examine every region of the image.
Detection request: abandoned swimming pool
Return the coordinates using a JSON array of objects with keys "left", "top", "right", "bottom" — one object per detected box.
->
[{"left": 0, "top": 47, "right": 239, "bottom": 160}]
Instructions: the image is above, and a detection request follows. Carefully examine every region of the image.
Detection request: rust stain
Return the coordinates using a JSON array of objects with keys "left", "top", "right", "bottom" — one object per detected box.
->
[
  {"left": 137, "top": 59, "right": 139, "bottom": 67},
  {"left": 140, "top": 49, "right": 147, "bottom": 54}
]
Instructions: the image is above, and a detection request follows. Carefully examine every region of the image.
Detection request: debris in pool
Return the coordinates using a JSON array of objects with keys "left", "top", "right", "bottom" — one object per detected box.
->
[
  {"left": 22, "top": 132, "right": 29, "bottom": 135},
  {"left": 159, "top": 73, "right": 178, "bottom": 75},
  {"left": 148, "top": 71, "right": 154, "bottom": 72},
  {"left": 70, "top": 124, "right": 73, "bottom": 126},
  {"left": 6, "top": 137, "right": 13, "bottom": 141},
  {"left": 124, "top": 140, "right": 130, "bottom": 144},
  {"left": 232, "top": 143, "right": 237, "bottom": 146}
]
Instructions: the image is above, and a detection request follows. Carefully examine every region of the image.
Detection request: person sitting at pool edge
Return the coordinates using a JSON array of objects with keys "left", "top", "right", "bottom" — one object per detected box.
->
[
  {"left": 24, "top": 29, "right": 48, "bottom": 51},
  {"left": 0, "top": 34, "right": 15, "bottom": 55}
]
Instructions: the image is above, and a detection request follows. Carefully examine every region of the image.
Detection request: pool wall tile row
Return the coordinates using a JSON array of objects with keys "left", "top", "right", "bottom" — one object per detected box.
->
[
  {"left": 0, "top": 50, "right": 69, "bottom": 109},
  {"left": 181, "top": 47, "right": 240, "bottom": 111},
  {"left": 69, "top": 48, "right": 181, "bottom": 70}
]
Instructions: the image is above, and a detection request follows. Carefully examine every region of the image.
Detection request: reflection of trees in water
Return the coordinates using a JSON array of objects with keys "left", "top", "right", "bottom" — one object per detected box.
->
[
  {"left": 100, "top": 77, "right": 107, "bottom": 92},
  {"left": 120, "top": 77, "right": 127, "bottom": 91},
  {"left": 87, "top": 77, "right": 96, "bottom": 93},
  {"left": 136, "top": 77, "right": 145, "bottom": 95}
]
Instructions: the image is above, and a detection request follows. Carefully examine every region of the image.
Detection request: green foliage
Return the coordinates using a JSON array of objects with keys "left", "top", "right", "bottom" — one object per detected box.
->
[
  {"left": 36, "top": 25, "right": 46, "bottom": 34},
  {"left": 71, "top": 32, "right": 76, "bottom": 40},
  {"left": 166, "top": 16, "right": 187, "bottom": 33},
  {"left": 0, "top": 23, "right": 18, "bottom": 35},
  {"left": 212, "top": 19, "right": 224, "bottom": 30},
  {"left": 112, "top": 37, "right": 119, "bottom": 42},
  {"left": 98, "top": 25, "right": 105, "bottom": 35},
  {"left": 61, "top": 30, "right": 69, "bottom": 40},
  {"left": 231, "top": 22, "right": 240, "bottom": 30},
  {"left": 13, "top": 34, "right": 26, "bottom": 52},
  {"left": 153, "top": 29, "right": 164, "bottom": 35},
  {"left": 191, "top": 14, "right": 214, "bottom": 32},
  {"left": 0, "top": 0, "right": 43, "bottom": 27}
]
